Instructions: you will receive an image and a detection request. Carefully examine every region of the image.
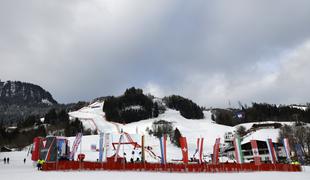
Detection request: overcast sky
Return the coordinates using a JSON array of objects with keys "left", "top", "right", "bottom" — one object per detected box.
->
[{"left": 1, "top": 0, "right": 310, "bottom": 107}]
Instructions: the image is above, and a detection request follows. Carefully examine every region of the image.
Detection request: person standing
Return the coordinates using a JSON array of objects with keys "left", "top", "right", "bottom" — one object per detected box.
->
[
  {"left": 37, "top": 159, "right": 41, "bottom": 170},
  {"left": 7, "top": 157, "right": 9, "bottom": 164},
  {"left": 4, "top": 157, "right": 6, "bottom": 164},
  {"left": 24, "top": 158, "right": 26, "bottom": 164}
]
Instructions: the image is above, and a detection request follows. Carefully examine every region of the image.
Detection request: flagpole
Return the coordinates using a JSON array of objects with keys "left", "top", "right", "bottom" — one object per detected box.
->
[
  {"left": 79, "top": 126, "right": 83, "bottom": 171},
  {"left": 141, "top": 135, "right": 145, "bottom": 164}
]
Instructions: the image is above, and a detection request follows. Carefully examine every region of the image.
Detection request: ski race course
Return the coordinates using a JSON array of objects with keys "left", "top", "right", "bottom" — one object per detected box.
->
[
  {"left": 1, "top": 101, "right": 309, "bottom": 179},
  {"left": 67, "top": 101, "right": 298, "bottom": 163}
]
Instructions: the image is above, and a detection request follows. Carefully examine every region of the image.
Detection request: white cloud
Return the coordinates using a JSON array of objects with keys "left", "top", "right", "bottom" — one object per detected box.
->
[
  {"left": 144, "top": 82, "right": 165, "bottom": 98},
  {"left": 0, "top": 0, "right": 310, "bottom": 105},
  {"left": 174, "top": 40, "right": 310, "bottom": 107}
]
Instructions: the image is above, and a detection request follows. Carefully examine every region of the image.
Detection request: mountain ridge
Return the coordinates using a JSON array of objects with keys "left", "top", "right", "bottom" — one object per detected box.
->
[
  {"left": 0, "top": 80, "right": 57, "bottom": 105},
  {"left": 0, "top": 80, "right": 58, "bottom": 124}
]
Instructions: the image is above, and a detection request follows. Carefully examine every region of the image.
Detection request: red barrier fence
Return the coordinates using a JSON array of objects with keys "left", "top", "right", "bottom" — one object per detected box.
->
[{"left": 42, "top": 161, "right": 301, "bottom": 172}]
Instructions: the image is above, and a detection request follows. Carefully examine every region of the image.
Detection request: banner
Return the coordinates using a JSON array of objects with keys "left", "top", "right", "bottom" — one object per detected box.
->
[
  {"left": 212, "top": 138, "right": 220, "bottom": 164},
  {"left": 159, "top": 134, "right": 167, "bottom": 164},
  {"left": 44, "top": 137, "right": 57, "bottom": 161},
  {"left": 104, "top": 133, "right": 110, "bottom": 161},
  {"left": 98, "top": 132, "right": 104, "bottom": 162},
  {"left": 114, "top": 133, "right": 124, "bottom": 162},
  {"left": 282, "top": 138, "right": 291, "bottom": 163},
  {"left": 194, "top": 138, "right": 200, "bottom": 159},
  {"left": 250, "top": 140, "right": 260, "bottom": 165},
  {"left": 233, "top": 136, "right": 244, "bottom": 164},
  {"left": 31, "top": 137, "right": 42, "bottom": 161},
  {"left": 141, "top": 135, "right": 145, "bottom": 162},
  {"left": 295, "top": 143, "right": 305, "bottom": 164},
  {"left": 266, "top": 139, "right": 277, "bottom": 164},
  {"left": 179, "top": 136, "right": 188, "bottom": 164},
  {"left": 196, "top": 138, "right": 204, "bottom": 163},
  {"left": 70, "top": 133, "right": 82, "bottom": 160},
  {"left": 57, "top": 139, "right": 67, "bottom": 157}
]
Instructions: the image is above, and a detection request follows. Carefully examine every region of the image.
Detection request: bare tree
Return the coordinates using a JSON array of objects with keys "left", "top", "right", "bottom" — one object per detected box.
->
[{"left": 236, "top": 125, "right": 247, "bottom": 137}]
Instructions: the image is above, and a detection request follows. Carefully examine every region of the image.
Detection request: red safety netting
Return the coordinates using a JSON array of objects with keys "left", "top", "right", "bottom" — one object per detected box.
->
[{"left": 42, "top": 161, "right": 301, "bottom": 172}]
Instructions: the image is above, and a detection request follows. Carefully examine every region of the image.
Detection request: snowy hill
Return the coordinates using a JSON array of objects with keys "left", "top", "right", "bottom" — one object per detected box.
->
[
  {"left": 67, "top": 101, "right": 296, "bottom": 163},
  {"left": 0, "top": 101, "right": 309, "bottom": 180}
]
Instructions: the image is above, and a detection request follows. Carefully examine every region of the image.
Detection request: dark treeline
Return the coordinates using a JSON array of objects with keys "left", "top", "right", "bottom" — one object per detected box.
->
[
  {"left": 163, "top": 95, "right": 204, "bottom": 119},
  {"left": 213, "top": 103, "right": 310, "bottom": 126},
  {"left": 103, "top": 87, "right": 159, "bottom": 124},
  {"left": 0, "top": 80, "right": 57, "bottom": 105},
  {"left": 103, "top": 88, "right": 205, "bottom": 123},
  {"left": 0, "top": 108, "right": 90, "bottom": 149},
  {"left": 245, "top": 103, "right": 310, "bottom": 123}
]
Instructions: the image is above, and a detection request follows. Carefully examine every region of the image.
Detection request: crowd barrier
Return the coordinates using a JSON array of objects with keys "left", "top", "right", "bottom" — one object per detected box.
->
[{"left": 42, "top": 161, "right": 301, "bottom": 172}]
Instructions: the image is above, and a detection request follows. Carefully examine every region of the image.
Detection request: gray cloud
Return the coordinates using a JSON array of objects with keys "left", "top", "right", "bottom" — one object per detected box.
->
[{"left": 1, "top": 0, "right": 310, "bottom": 107}]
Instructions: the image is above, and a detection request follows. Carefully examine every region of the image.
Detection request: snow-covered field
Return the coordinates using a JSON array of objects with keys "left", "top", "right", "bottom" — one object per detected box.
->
[{"left": 0, "top": 151, "right": 310, "bottom": 180}]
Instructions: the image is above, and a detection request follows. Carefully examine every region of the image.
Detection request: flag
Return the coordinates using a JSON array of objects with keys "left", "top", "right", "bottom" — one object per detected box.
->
[
  {"left": 159, "top": 134, "right": 167, "bottom": 164},
  {"left": 114, "top": 133, "right": 124, "bottom": 162},
  {"left": 179, "top": 136, "right": 188, "bottom": 164},
  {"left": 141, "top": 135, "right": 145, "bottom": 162},
  {"left": 282, "top": 138, "right": 291, "bottom": 163},
  {"left": 266, "top": 139, "right": 277, "bottom": 164},
  {"left": 98, "top": 132, "right": 104, "bottom": 162},
  {"left": 104, "top": 133, "right": 110, "bottom": 161},
  {"left": 70, "top": 133, "right": 82, "bottom": 160},
  {"left": 199, "top": 138, "right": 204, "bottom": 164},
  {"left": 295, "top": 143, "right": 305, "bottom": 164},
  {"left": 234, "top": 136, "right": 244, "bottom": 164},
  {"left": 236, "top": 111, "right": 245, "bottom": 120},
  {"left": 212, "top": 138, "right": 220, "bottom": 164},
  {"left": 195, "top": 138, "right": 200, "bottom": 157},
  {"left": 250, "top": 140, "right": 260, "bottom": 165},
  {"left": 196, "top": 137, "right": 204, "bottom": 163}
]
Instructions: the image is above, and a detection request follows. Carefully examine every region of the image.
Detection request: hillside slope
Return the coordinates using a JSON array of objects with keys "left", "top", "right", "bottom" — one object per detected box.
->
[
  {"left": 68, "top": 101, "right": 292, "bottom": 163},
  {"left": 0, "top": 80, "right": 58, "bottom": 124}
]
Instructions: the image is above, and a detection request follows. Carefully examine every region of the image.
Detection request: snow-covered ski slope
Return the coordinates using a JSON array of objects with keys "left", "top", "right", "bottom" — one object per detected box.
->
[
  {"left": 69, "top": 101, "right": 117, "bottom": 133},
  {"left": 1, "top": 101, "right": 309, "bottom": 179},
  {"left": 67, "top": 101, "right": 297, "bottom": 163},
  {"left": 0, "top": 151, "right": 310, "bottom": 180}
]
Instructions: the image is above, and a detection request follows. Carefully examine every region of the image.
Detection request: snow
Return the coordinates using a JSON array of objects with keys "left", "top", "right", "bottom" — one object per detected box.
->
[
  {"left": 291, "top": 105, "right": 308, "bottom": 111},
  {"left": 242, "top": 129, "right": 280, "bottom": 143},
  {"left": 1, "top": 100, "right": 310, "bottom": 179},
  {"left": 41, "top": 99, "right": 53, "bottom": 105},
  {"left": 0, "top": 151, "right": 310, "bottom": 180},
  {"left": 68, "top": 104, "right": 233, "bottom": 162},
  {"left": 67, "top": 101, "right": 309, "bottom": 163},
  {"left": 69, "top": 102, "right": 116, "bottom": 133},
  {"left": 124, "top": 105, "right": 144, "bottom": 111}
]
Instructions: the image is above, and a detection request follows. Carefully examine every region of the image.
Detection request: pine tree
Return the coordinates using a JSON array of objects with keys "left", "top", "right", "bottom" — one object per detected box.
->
[
  {"left": 153, "top": 102, "right": 159, "bottom": 118},
  {"left": 44, "top": 108, "right": 57, "bottom": 125},
  {"left": 172, "top": 128, "right": 182, "bottom": 147}
]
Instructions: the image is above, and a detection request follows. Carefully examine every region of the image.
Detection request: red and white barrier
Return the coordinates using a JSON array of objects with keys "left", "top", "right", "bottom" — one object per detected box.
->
[{"left": 42, "top": 161, "right": 302, "bottom": 172}]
